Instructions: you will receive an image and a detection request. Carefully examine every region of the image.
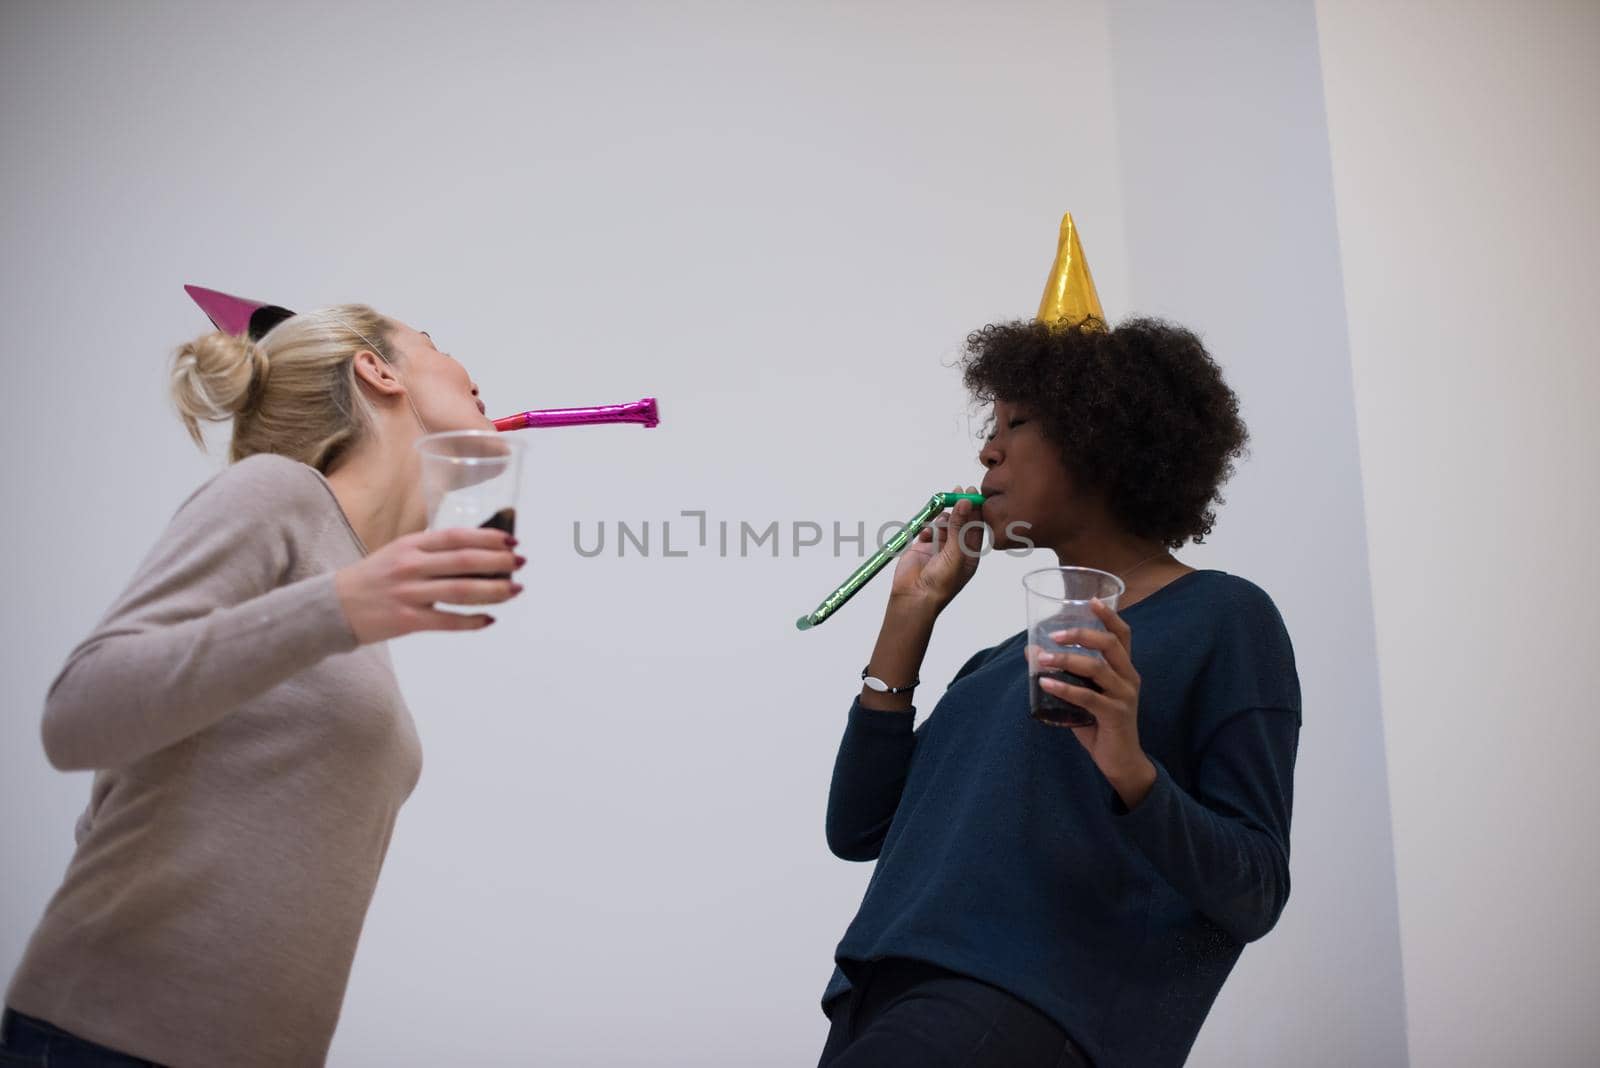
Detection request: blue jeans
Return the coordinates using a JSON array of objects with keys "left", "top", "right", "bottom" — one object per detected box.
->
[
  {"left": 0, "top": 1009, "right": 163, "bottom": 1067},
  {"left": 818, "top": 958, "right": 1093, "bottom": 1068}
]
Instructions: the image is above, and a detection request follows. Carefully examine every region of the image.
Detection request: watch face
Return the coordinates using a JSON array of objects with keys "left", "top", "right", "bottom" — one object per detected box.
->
[{"left": 862, "top": 675, "right": 888, "bottom": 692}]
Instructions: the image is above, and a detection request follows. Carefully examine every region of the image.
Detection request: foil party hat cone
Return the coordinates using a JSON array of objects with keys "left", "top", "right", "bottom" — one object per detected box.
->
[
  {"left": 184, "top": 284, "right": 296, "bottom": 340},
  {"left": 1035, "top": 213, "right": 1104, "bottom": 326}
]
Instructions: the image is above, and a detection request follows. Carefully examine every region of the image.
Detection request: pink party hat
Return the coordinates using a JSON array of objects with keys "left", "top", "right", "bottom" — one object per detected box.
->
[{"left": 183, "top": 284, "right": 295, "bottom": 340}]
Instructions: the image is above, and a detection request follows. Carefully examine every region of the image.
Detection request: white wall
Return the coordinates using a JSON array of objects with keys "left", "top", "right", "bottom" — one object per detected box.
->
[
  {"left": 1317, "top": 2, "right": 1600, "bottom": 1064},
  {"left": 2, "top": 2, "right": 1405, "bottom": 1064},
  {"left": 1106, "top": 2, "right": 1410, "bottom": 1062}
]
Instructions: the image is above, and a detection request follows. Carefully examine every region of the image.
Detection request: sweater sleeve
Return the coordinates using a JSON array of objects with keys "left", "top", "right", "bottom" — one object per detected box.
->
[
  {"left": 1112, "top": 707, "right": 1300, "bottom": 943},
  {"left": 41, "top": 455, "right": 360, "bottom": 771},
  {"left": 824, "top": 645, "right": 993, "bottom": 862}
]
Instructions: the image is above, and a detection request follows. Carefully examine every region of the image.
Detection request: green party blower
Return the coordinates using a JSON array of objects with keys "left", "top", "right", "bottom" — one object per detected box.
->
[{"left": 795, "top": 492, "right": 984, "bottom": 631}]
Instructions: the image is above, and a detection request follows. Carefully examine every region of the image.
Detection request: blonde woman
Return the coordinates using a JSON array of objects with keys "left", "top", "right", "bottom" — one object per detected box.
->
[{"left": 1, "top": 302, "right": 524, "bottom": 1067}]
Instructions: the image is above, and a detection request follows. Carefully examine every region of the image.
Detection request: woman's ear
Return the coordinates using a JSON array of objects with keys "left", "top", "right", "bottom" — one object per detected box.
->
[{"left": 351, "top": 349, "right": 405, "bottom": 397}]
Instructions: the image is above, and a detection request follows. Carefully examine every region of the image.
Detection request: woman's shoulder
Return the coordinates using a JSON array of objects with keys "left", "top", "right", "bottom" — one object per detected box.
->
[
  {"left": 1176, "top": 570, "right": 1300, "bottom": 715},
  {"left": 1143, "top": 569, "right": 1286, "bottom": 633},
  {"left": 1182, "top": 569, "right": 1285, "bottom": 620},
  {"left": 187, "top": 453, "right": 326, "bottom": 504},
  {"left": 107, "top": 455, "right": 342, "bottom": 604},
  {"left": 173, "top": 453, "right": 336, "bottom": 533},
  {"left": 220, "top": 451, "right": 326, "bottom": 490}
]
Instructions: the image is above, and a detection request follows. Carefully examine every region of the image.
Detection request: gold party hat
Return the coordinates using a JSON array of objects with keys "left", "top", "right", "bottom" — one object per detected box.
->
[{"left": 1036, "top": 212, "right": 1104, "bottom": 327}]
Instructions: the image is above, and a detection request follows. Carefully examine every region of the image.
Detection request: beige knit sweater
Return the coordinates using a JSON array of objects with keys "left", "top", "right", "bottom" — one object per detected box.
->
[{"left": 6, "top": 453, "right": 423, "bottom": 1067}]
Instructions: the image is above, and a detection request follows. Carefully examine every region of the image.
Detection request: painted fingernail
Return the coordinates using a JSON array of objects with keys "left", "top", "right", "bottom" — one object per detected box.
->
[
  {"left": 505, "top": 536, "right": 518, "bottom": 548},
  {"left": 510, "top": 583, "right": 525, "bottom": 595},
  {"left": 514, "top": 555, "right": 527, "bottom": 568},
  {"left": 482, "top": 617, "right": 496, "bottom": 627}
]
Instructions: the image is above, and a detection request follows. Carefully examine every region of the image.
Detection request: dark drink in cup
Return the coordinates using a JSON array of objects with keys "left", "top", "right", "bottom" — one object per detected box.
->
[
  {"left": 1030, "top": 670, "right": 1100, "bottom": 727},
  {"left": 476, "top": 508, "right": 517, "bottom": 579},
  {"left": 478, "top": 508, "right": 516, "bottom": 536},
  {"left": 1023, "top": 566, "right": 1125, "bottom": 730}
]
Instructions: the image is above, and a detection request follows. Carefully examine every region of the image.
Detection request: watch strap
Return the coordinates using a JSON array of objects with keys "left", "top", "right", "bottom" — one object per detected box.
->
[{"left": 861, "top": 666, "right": 920, "bottom": 694}]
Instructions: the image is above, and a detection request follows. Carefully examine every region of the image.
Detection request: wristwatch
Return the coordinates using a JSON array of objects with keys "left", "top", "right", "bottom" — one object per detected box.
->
[{"left": 861, "top": 666, "right": 920, "bottom": 694}]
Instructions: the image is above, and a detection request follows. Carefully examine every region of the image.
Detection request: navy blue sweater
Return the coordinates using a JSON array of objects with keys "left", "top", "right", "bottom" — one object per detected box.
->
[{"left": 821, "top": 569, "right": 1301, "bottom": 1067}]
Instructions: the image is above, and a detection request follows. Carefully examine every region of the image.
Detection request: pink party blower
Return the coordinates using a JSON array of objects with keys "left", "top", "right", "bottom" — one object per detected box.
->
[
  {"left": 492, "top": 398, "right": 659, "bottom": 432},
  {"left": 185, "top": 285, "right": 661, "bottom": 434}
]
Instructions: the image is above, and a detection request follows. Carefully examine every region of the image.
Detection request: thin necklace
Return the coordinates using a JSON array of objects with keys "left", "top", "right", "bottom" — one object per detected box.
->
[{"left": 1116, "top": 550, "right": 1167, "bottom": 584}]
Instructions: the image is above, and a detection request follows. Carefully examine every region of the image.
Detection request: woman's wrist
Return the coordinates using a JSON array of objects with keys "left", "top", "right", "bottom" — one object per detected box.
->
[
  {"left": 861, "top": 598, "right": 938, "bottom": 712},
  {"left": 886, "top": 589, "right": 945, "bottom": 624},
  {"left": 1102, "top": 751, "right": 1159, "bottom": 810}
]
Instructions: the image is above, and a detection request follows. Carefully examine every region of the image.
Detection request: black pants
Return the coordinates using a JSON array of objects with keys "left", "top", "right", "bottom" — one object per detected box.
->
[
  {"left": 0, "top": 1009, "right": 163, "bottom": 1068},
  {"left": 818, "top": 958, "right": 1092, "bottom": 1068}
]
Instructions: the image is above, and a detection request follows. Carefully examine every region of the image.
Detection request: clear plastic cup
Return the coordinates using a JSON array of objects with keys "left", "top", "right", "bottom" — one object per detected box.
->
[
  {"left": 1022, "top": 566, "right": 1125, "bottom": 727},
  {"left": 415, "top": 430, "right": 524, "bottom": 609}
]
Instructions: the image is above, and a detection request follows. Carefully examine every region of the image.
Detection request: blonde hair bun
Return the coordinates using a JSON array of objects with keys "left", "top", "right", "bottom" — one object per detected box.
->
[
  {"left": 171, "top": 331, "right": 269, "bottom": 446},
  {"left": 167, "top": 303, "right": 393, "bottom": 469}
]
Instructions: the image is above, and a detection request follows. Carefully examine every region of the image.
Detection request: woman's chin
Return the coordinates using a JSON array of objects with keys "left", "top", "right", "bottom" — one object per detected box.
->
[
  {"left": 982, "top": 515, "right": 1015, "bottom": 553},
  {"left": 988, "top": 516, "right": 1040, "bottom": 554},
  {"left": 440, "top": 413, "right": 496, "bottom": 434}
]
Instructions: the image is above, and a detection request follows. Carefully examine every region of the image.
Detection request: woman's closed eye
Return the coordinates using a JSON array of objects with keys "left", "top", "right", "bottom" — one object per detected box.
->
[{"left": 982, "top": 418, "right": 1027, "bottom": 443}]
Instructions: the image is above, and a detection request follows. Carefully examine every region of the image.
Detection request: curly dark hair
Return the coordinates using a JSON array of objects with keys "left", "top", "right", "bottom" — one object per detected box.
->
[{"left": 961, "top": 317, "right": 1249, "bottom": 549}]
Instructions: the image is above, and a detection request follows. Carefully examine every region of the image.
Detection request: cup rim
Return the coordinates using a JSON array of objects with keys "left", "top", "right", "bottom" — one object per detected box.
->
[
  {"left": 1020, "top": 564, "right": 1126, "bottom": 603},
  {"left": 413, "top": 428, "right": 525, "bottom": 463}
]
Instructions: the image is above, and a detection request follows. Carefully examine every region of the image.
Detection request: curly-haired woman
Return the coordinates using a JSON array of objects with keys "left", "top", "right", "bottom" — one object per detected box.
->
[{"left": 816, "top": 318, "right": 1301, "bottom": 1068}]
